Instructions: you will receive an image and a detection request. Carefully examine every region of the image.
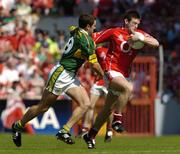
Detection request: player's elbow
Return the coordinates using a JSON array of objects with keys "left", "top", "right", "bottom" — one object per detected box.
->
[
  {"left": 154, "top": 40, "right": 159, "bottom": 48},
  {"left": 149, "top": 41, "right": 159, "bottom": 48},
  {"left": 151, "top": 39, "right": 159, "bottom": 48},
  {"left": 146, "top": 37, "right": 159, "bottom": 48}
]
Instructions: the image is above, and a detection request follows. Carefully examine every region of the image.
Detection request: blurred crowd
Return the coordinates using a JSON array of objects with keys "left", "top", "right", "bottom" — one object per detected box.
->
[{"left": 0, "top": 0, "right": 179, "bottom": 102}]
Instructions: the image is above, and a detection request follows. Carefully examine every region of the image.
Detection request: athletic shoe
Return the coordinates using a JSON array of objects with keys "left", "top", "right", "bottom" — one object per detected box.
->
[
  {"left": 104, "top": 130, "right": 113, "bottom": 143},
  {"left": 12, "top": 122, "right": 22, "bottom": 147},
  {"left": 82, "top": 132, "right": 95, "bottom": 149},
  {"left": 112, "top": 122, "right": 125, "bottom": 133},
  {"left": 56, "top": 129, "right": 75, "bottom": 144}
]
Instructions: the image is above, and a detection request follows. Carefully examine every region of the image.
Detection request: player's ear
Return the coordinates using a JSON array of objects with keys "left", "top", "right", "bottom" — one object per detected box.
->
[
  {"left": 86, "top": 24, "right": 91, "bottom": 30},
  {"left": 124, "top": 19, "right": 129, "bottom": 25}
]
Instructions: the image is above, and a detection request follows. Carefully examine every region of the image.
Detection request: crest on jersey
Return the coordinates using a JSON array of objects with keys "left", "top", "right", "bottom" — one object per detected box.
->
[{"left": 118, "top": 34, "right": 125, "bottom": 42}]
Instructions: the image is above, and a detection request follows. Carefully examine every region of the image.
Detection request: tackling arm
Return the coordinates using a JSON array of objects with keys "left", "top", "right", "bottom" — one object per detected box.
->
[
  {"left": 143, "top": 34, "right": 159, "bottom": 47},
  {"left": 130, "top": 31, "right": 159, "bottom": 48},
  {"left": 88, "top": 54, "right": 104, "bottom": 79}
]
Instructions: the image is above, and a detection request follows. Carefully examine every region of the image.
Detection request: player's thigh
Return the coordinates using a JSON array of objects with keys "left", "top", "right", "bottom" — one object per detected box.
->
[
  {"left": 66, "top": 86, "right": 91, "bottom": 107},
  {"left": 105, "top": 70, "right": 133, "bottom": 92},
  {"left": 110, "top": 76, "right": 132, "bottom": 93}
]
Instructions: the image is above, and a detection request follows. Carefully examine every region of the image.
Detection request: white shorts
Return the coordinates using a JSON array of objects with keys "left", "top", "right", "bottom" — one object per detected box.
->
[
  {"left": 45, "top": 64, "right": 81, "bottom": 95},
  {"left": 90, "top": 84, "right": 108, "bottom": 96},
  {"left": 105, "top": 70, "right": 131, "bottom": 85},
  {"left": 104, "top": 70, "right": 132, "bottom": 96}
]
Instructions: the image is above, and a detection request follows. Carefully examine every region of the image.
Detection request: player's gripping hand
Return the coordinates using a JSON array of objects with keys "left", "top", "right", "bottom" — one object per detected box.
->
[
  {"left": 129, "top": 32, "right": 145, "bottom": 42},
  {"left": 93, "top": 71, "right": 103, "bottom": 82}
]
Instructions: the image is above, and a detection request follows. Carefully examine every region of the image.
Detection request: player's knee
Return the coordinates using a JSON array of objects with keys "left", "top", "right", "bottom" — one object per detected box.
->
[
  {"left": 108, "top": 88, "right": 121, "bottom": 96},
  {"left": 89, "top": 104, "right": 95, "bottom": 110},
  {"left": 38, "top": 104, "right": 50, "bottom": 113},
  {"left": 128, "top": 84, "right": 133, "bottom": 94},
  {"left": 124, "top": 86, "right": 132, "bottom": 97},
  {"left": 81, "top": 101, "right": 91, "bottom": 111},
  {"left": 88, "top": 101, "right": 95, "bottom": 110}
]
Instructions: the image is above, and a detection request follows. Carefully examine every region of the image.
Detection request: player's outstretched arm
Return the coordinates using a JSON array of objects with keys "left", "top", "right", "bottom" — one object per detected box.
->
[
  {"left": 90, "top": 62, "right": 104, "bottom": 81},
  {"left": 143, "top": 34, "right": 159, "bottom": 47},
  {"left": 130, "top": 32, "right": 159, "bottom": 48}
]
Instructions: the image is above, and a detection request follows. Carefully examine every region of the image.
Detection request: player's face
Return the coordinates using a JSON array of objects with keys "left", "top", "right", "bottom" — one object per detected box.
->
[
  {"left": 125, "top": 17, "right": 140, "bottom": 33},
  {"left": 88, "top": 20, "right": 96, "bottom": 35}
]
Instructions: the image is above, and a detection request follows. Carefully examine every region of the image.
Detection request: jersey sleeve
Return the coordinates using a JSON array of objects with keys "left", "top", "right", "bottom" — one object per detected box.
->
[
  {"left": 137, "top": 29, "right": 152, "bottom": 38},
  {"left": 92, "top": 28, "right": 114, "bottom": 44},
  {"left": 78, "top": 33, "right": 98, "bottom": 64}
]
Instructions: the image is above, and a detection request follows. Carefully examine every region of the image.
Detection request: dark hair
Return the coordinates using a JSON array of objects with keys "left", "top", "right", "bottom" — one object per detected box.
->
[
  {"left": 123, "top": 10, "right": 141, "bottom": 21},
  {"left": 79, "top": 14, "right": 95, "bottom": 28}
]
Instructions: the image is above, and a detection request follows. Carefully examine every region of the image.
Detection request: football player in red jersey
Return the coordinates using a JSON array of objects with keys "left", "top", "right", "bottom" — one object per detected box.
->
[
  {"left": 83, "top": 10, "right": 159, "bottom": 149},
  {"left": 79, "top": 47, "right": 113, "bottom": 142}
]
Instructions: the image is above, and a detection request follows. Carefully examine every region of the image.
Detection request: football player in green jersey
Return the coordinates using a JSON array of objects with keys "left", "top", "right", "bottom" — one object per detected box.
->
[{"left": 12, "top": 14, "right": 104, "bottom": 147}]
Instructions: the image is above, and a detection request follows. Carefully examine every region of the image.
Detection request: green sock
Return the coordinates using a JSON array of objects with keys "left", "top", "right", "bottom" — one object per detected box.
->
[
  {"left": 63, "top": 125, "right": 70, "bottom": 132},
  {"left": 15, "top": 120, "right": 24, "bottom": 131},
  {"left": 18, "top": 121, "right": 23, "bottom": 127}
]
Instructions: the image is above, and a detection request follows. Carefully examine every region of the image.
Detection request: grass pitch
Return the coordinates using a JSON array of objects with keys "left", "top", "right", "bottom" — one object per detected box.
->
[{"left": 0, "top": 133, "right": 180, "bottom": 154}]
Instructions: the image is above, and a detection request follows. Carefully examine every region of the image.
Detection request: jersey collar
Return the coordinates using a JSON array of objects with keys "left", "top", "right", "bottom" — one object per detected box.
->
[
  {"left": 79, "top": 28, "right": 89, "bottom": 35},
  {"left": 122, "top": 27, "right": 130, "bottom": 34}
]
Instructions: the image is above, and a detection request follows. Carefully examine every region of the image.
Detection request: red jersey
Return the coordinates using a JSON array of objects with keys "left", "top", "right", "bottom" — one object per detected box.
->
[{"left": 93, "top": 28, "right": 148, "bottom": 77}]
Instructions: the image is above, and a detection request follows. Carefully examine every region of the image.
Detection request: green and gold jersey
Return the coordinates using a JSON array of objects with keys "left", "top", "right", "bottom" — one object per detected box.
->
[{"left": 60, "top": 28, "right": 97, "bottom": 73}]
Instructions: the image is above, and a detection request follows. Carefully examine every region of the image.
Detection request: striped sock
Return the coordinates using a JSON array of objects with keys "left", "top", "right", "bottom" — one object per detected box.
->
[
  {"left": 14, "top": 120, "right": 24, "bottom": 131},
  {"left": 106, "top": 122, "right": 112, "bottom": 131},
  {"left": 63, "top": 125, "right": 70, "bottom": 132}
]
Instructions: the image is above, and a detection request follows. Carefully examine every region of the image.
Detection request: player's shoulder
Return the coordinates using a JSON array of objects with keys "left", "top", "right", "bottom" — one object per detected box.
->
[
  {"left": 77, "top": 30, "right": 93, "bottom": 41},
  {"left": 110, "top": 27, "right": 123, "bottom": 32},
  {"left": 114, "top": 27, "right": 129, "bottom": 34}
]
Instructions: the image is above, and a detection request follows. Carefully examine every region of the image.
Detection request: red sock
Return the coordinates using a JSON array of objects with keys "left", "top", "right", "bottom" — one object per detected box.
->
[{"left": 106, "top": 122, "right": 112, "bottom": 131}]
